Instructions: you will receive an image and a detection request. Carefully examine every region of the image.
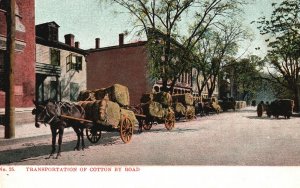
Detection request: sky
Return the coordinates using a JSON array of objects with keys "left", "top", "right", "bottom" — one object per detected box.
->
[{"left": 35, "top": 0, "right": 281, "bottom": 57}]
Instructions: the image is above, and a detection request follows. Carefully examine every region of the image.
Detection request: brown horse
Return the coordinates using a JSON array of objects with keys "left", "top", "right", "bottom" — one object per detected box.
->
[{"left": 32, "top": 100, "right": 89, "bottom": 159}]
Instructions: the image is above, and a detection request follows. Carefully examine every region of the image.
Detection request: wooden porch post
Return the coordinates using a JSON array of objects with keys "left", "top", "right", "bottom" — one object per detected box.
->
[{"left": 56, "top": 76, "right": 60, "bottom": 101}]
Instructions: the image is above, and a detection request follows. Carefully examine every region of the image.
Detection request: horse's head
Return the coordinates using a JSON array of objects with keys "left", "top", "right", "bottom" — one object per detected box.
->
[{"left": 32, "top": 100, "right": 57, "bottom": 128}]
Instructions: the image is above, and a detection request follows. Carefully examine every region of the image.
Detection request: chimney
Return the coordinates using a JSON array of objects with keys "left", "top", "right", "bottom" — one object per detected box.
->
[
  {"left": 95, "top": 38, "right": 100, "bottom": 49},
  {"left": 65, "top": 34, "right": 75, "bottom": 47},
  {"left": 75, "top": 41, "right": 80, "bottom": 48},
  {"left": 119, "top": 33, "right": 124, "bottom": 46}
]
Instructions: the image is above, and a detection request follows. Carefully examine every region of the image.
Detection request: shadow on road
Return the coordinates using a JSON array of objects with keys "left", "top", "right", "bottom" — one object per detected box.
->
[
  {"left": 137, "top": 127, "right": 199, "bottom": 134},
  {"left": 235, "top": 109, "right": 256, "bottom": 113},
  {"left": 246, "top": 116, "right": 291, "bottom": 120},
  {"left": 0, "top": 132, "right": 121, "bottom": 165}
]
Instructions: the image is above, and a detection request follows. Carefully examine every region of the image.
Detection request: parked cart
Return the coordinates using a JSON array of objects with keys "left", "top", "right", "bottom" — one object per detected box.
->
[
  {"left": 61, "top": 101, "right": 135, "bottom": 144},
  {"left": 76, "top": 84, "right": 137, "bottom": 143},
  {"left": 137, "top": 92, "right": 175, "bottom": 131},
  {"left": 172, "top": 93, "right": 195, "bottom": 121}
]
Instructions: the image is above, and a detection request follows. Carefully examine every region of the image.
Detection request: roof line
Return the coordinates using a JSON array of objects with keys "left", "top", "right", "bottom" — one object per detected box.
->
[
  {"left": 87, "top": 41, "right": 147, "bottom": 52},
  {"left": 36, "top": 36, "right": 88, "bottom": 55}
]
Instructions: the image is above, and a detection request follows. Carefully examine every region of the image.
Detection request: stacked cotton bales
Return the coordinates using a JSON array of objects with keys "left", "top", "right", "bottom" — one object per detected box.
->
[
  {"left": 172, "top": 93, "right": 195, "bottom": 119},
  {"left": 140, "top": 92, "right": 173, "bottom": 118},
  {"left": 94, "top": 84, "right": 130, "bottom": 107},
  {"left": 77, "top": 90, "right": 96, "bottom": 101},
  {"left": 235, "top": 101, "right": 247, "bottom": 109},
  {"left": 77, "top": 84, "right": 137, "bottom": 128},
  {"left": 174, "top": 102, "right": 186, "bottom": 117},
  {"left": 210, "top": 97, "right": 222, "bottom": 113}
]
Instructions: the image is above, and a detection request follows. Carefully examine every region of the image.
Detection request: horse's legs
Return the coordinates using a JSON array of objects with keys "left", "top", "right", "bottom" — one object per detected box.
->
[
  {"left": 47, "top": 127, "right": 57, "bottom": 159},
  {"left": 56, "top": 127, "right": 64, "bottom": 159},
  {"left": 80, "top": 128, "right": 86, "bottom": 150},
  {"left": 72, "top": 127, "right": 81, "bottom": 151}
]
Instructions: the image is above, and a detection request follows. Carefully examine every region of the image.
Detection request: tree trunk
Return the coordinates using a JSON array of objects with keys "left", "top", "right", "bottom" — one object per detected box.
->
[
  {"left": 5, "top": 0, "right": 16, "bottom": 139},
  {"left": 196, "top": 69, "right": 201, "bottom": 96},
  {"left": 207, "top": 84, "right": 215, "bottom": 98},
  {"left": 170, "top": 77, "right": 178, "bottom": 95}
]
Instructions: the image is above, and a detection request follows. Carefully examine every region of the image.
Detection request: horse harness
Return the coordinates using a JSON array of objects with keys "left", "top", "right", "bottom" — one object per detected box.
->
[{"left": 36, "top": 102, "right": 81, "bottom": 126}]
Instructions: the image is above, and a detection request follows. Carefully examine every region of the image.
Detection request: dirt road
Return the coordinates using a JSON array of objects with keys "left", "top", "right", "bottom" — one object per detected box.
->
[{"left": 1, "top": 107, "right": 300, "bottom": 165}]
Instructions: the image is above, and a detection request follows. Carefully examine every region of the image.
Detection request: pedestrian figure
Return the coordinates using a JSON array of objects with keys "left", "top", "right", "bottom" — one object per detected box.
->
[{"left": 257, "top": 101, "right": 264, "bottom": 117}]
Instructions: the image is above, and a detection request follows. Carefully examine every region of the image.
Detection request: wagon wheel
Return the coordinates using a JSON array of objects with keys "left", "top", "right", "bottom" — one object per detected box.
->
[
  {"left": 120, "top": 117, "right": 133, "bottom": 143},
  {"left": 165, "top": 111, "right": 175, "bottom": 130},
  {"left": 185, "top": 110, "right": 194, "bottom": 121},
  {"left": 86, "top": 127, "right": 101, "bottom": 143},
  {"left": 143, "top": 120, "right": 152, "bottom": 130}
]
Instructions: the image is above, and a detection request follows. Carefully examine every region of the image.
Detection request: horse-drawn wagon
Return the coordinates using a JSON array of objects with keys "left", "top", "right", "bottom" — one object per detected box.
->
[
  {"left": 76, "top": 100, "right": 135, "bottom": 144},
  {"left": 136, "top": 92, "right": 175, "bottom": 131},
  {"left": 77, "top": 84, "right": 136, "bottom": 144},
  {"left": 172, "top": 93, "right": 195, "bottom": 121},
  {"left": 32, "top": 84, "right": 136, "bottom": 158}
]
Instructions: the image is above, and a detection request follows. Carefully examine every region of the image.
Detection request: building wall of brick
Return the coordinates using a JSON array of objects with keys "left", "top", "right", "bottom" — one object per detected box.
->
[
  {"left": 86, "top": 44, "right": 153, "bottom": 105},
  {"left": 0, "top": 0, "right": 35, "bottom": 108}
]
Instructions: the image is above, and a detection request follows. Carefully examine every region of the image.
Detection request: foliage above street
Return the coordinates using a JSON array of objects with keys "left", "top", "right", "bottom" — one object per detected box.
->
[
  {"left": 223, "top": 55, "right": 264, "bottom": 101},
  {"left": 256, "top": 0, "right": 300, "bottom": 110},
  {"left": 106, "top": 0, "right": 249, "bottom": 93},
  {"left": 102, "top": 0, "right": 300, "bottom": 109},
  {"left": 192, "top": 19, "right": 251, "bottom": 98}
]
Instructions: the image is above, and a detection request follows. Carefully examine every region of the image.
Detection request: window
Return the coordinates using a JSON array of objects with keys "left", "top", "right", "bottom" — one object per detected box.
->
[
  {"left": 50, "top": 81, "right": 58, "bottom": 100},
  {"left": 70, "top": 82, "right": 79, "bottom": 101},
  {"left": 50, "top": 48, "right": 60, "bottom": 66},
  {"left": 66, "top": 54, "right": 82, "bottom": 72},
  {"left": 0, "top": 51, "right": 4, "bottom": 90},
  {"left": 0, "top": 0, "right": 6, "bottom": 11},
  {"left": 49, "top": 26, "right": 58, "bottom": 41},
  {"left": 76, "top": 56, "right": 82, "bottom": 70}
]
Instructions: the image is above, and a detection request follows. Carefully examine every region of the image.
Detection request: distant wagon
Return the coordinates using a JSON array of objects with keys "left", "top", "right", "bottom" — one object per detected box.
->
[
  {"left": 266, "top": 99, "right": 294, "bottom": 119},
  {"left": 172, "top": 93, "right": 195, "bottom": 121},
  {"left": 137, "top": 92, "right": 175, "bottom": 131},
  {"left": 219, "top": 97, "right": 236, "bottom": 112},
  {"left": 202, "top": 97, "right": 222, "bottom": 115}
]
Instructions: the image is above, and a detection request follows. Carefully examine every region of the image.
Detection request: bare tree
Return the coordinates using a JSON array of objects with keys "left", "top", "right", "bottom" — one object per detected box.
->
[
  {"left": 106, "top": 0, "right": 247, "bottom": 92},
  {"left": 257, "top": 0, "right": 300, "bottom": 111},
  {"left": 192, "top": 20, "right": 250, "bottom": 98}
]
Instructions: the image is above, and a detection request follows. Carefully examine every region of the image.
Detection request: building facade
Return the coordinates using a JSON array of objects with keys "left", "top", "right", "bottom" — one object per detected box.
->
[
  {"left": 86, "top": 34, "right": 194, "bottom": 105},
  {"left": 191, "top": 68, "right": 219, "bottom": 99},
  {"left": 0, "top": 0, "right": 35, "bottom": 125},
  {"left": 87, "top": 35, "right": 151, "bottom": 105},
  {"left": 36, "top": 22, "right": 87, "bottom": 103}
]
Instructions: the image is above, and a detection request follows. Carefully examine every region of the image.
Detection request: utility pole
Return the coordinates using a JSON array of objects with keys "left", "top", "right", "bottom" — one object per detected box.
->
[{"left": 5, "top": 0, "right": 16, "bottom": 138}]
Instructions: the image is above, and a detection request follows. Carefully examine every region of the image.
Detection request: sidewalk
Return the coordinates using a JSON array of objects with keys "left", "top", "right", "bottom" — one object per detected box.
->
[{"left": 0, "top": 122, "right": 73, "bottom": 141}]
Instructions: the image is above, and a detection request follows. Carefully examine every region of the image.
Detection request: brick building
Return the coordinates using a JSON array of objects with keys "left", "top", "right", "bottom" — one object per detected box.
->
[
  {"left": 86, "top": 34, "right": 193, "bottom": 105},
  {"left": 0, "top": 0, "right": 35, "bottom": 124},
  {"left": 36, "top": 22, "right": 87, "bottom": 103}
]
